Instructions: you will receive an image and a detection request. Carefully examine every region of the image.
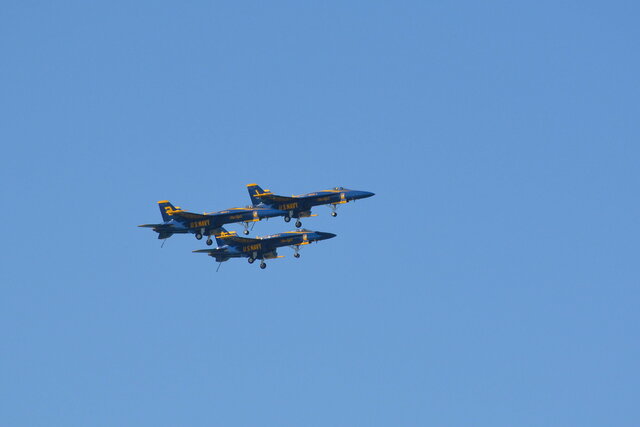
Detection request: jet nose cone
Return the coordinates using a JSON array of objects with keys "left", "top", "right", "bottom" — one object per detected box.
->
[
  {"left": 353, "top": 190, "right": 374, "bottom": 199},
  {"left": 319, "top": 232, "right": 337, "bottom": 240}
]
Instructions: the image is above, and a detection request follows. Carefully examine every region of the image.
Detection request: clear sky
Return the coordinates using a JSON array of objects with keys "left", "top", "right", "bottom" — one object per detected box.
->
[{"left": 1, "top": 1, "right": 639, "bottom": 426}]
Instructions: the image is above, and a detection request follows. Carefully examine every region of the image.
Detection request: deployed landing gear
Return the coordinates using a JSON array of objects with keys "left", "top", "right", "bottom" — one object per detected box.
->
[
  {"left": 294, "top": 252, "right": 300, "bottom": 258},
  {"left": 260, "top": 262, "right": 267, "bottom": 269},
  {"left": 331, "top": 212, "right": 337, "bottom": 217},
  {"left": 248, "top": 257, "right": 255, "bottom": 264},
  {"left": 206, "top": 238, "right": 213, "bottom": 246},
  {"left": 284, "top": 216, "right": 291, "bottom": 223},
  {"left": 295, "top": 220, "right": 302, "bottom": 228},
  {"left": 195, "top": 232, "right": 203, "bottom": 240},
  {"left": 242, "top": 222, "right": 253, "bottom": 235}
]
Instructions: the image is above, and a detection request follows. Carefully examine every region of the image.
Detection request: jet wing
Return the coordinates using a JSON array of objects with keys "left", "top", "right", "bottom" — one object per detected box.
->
[
  {"left": 172, "top": 211, "right": 210, "bottom": 220},
  {"left": 262, "top": 194, "right": 298, "bottom": 203},
  {"left": 193, "top": 248, "right": 227, "bottom": 254},
  {"left": 138, "top": 223, "right": 170, "bottom": 228},
  {"left": 218, "top": 235, "right": 262, "bottom": 246},
  {"left": 193, "top": 248, "right": 243, "bottom": 258}
]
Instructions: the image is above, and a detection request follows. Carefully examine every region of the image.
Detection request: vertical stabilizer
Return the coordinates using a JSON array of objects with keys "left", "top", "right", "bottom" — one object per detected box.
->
[
  {"left": 157, "top": 200, "right": 179, "bottom": 222},
  {"left": 247, "top": 183, "right": 268, "bottom": 206}
]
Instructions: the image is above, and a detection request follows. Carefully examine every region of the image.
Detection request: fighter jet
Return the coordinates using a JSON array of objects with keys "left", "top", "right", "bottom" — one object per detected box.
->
[
  {"left": 246, "top": 183, "right": 374, "bottom": 228},
  {"left": 193, "top": 227, "right": 336, "bottom": 269},
  {"left": 138, "top": 200, "right": 284, "bottom": 245}
]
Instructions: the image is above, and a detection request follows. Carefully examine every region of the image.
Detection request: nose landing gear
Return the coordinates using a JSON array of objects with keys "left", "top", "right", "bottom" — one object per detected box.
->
[{"left": 292, "top": 245, "right": 301, "bottom": 258}]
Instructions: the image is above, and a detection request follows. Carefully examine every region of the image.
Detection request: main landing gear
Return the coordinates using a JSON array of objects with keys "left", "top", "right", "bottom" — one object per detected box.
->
[
  {"left": 330, "top": 205, "right": 338, "bottom": 217},
  {"left": 294, "top": 252, "right": 300, "bottom": 258},
  {"left": 284, "top": 215, "right": 302, "bottom": 228},
  {"left": 206, "top": 237, "right": 213, "bottom": 246},
  {"left": 331, "top": 211, "right": 337, "bottom": 217},
  {"left": 248, "top": 257, "right": 267, "bottom": 269},
  {"left": 285, "top": 210, "right": 300, "bottom": 227},
  {"left": 196, "top": 228, "right": 206, "bottom": 240}
]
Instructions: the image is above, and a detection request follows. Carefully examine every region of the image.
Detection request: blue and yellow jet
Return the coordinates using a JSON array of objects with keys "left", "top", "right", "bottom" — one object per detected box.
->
[
  {"left": 193, "top": 227, "right": 336, "bottom": 269},
  {"left": 138, "top": 201, "right": 284, "bottom": 245},
  {"left": 246, "top": 184, "right": 375, "bottom": 228}
]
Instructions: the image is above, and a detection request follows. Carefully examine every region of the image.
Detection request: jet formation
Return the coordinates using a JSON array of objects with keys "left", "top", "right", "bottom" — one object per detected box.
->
[{"left": 139, "top": 183, "right": 374, "bottom": 269}]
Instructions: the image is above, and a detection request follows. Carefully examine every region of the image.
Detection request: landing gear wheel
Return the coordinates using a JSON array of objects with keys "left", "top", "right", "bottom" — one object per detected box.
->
[
  {"left": 248, "top": 257, "right": 255, "bottom": 264},
  {"left": 295, "top": 220, "right": 302, "bottom": 228},
  {"left": 284, "top": 216, "right": 291, "bottom": 223},
  {"left": 294, "top": 253, "right": 300, "bottom": 258},
  {"left": 331, "top": 211, "right": 337, "bottom": 217},
  {"left": 260, "top": 262, "right": 267, "bottom": 269},
  {"left": 243, "top": 229, "right": 250, "bottom": 235},
  {"left": 206, "top": 238, "right": 213, "bottom": 246},
  {"left": 195, "top": 232, "right": 203, "bottom": 240}
]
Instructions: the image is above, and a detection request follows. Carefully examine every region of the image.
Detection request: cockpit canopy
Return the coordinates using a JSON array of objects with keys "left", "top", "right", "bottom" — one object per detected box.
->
[{"left": 333, "top": 186, "right": 344, "bottom": 190}]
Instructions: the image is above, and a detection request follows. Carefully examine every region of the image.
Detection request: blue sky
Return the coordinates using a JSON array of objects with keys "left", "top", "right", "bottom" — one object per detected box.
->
[{"left": 1, "top": 1, "right": 639, "bottom": 426}]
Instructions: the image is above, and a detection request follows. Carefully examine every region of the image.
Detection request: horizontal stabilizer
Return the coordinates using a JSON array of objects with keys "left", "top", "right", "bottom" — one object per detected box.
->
[{"left": 138, "top": 223, "right": 168, "bottom": 228}]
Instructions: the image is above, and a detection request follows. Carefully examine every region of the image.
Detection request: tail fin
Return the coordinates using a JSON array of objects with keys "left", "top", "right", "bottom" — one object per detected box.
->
[
  {"left": 211, "top": 227, "right": 238, "bottom": 247},
  {"left": 158, "top": 200, "right": 181, "bottom": 222},
  {"left": 247, "top": 183, "right": 270, "bottom": 206}
]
